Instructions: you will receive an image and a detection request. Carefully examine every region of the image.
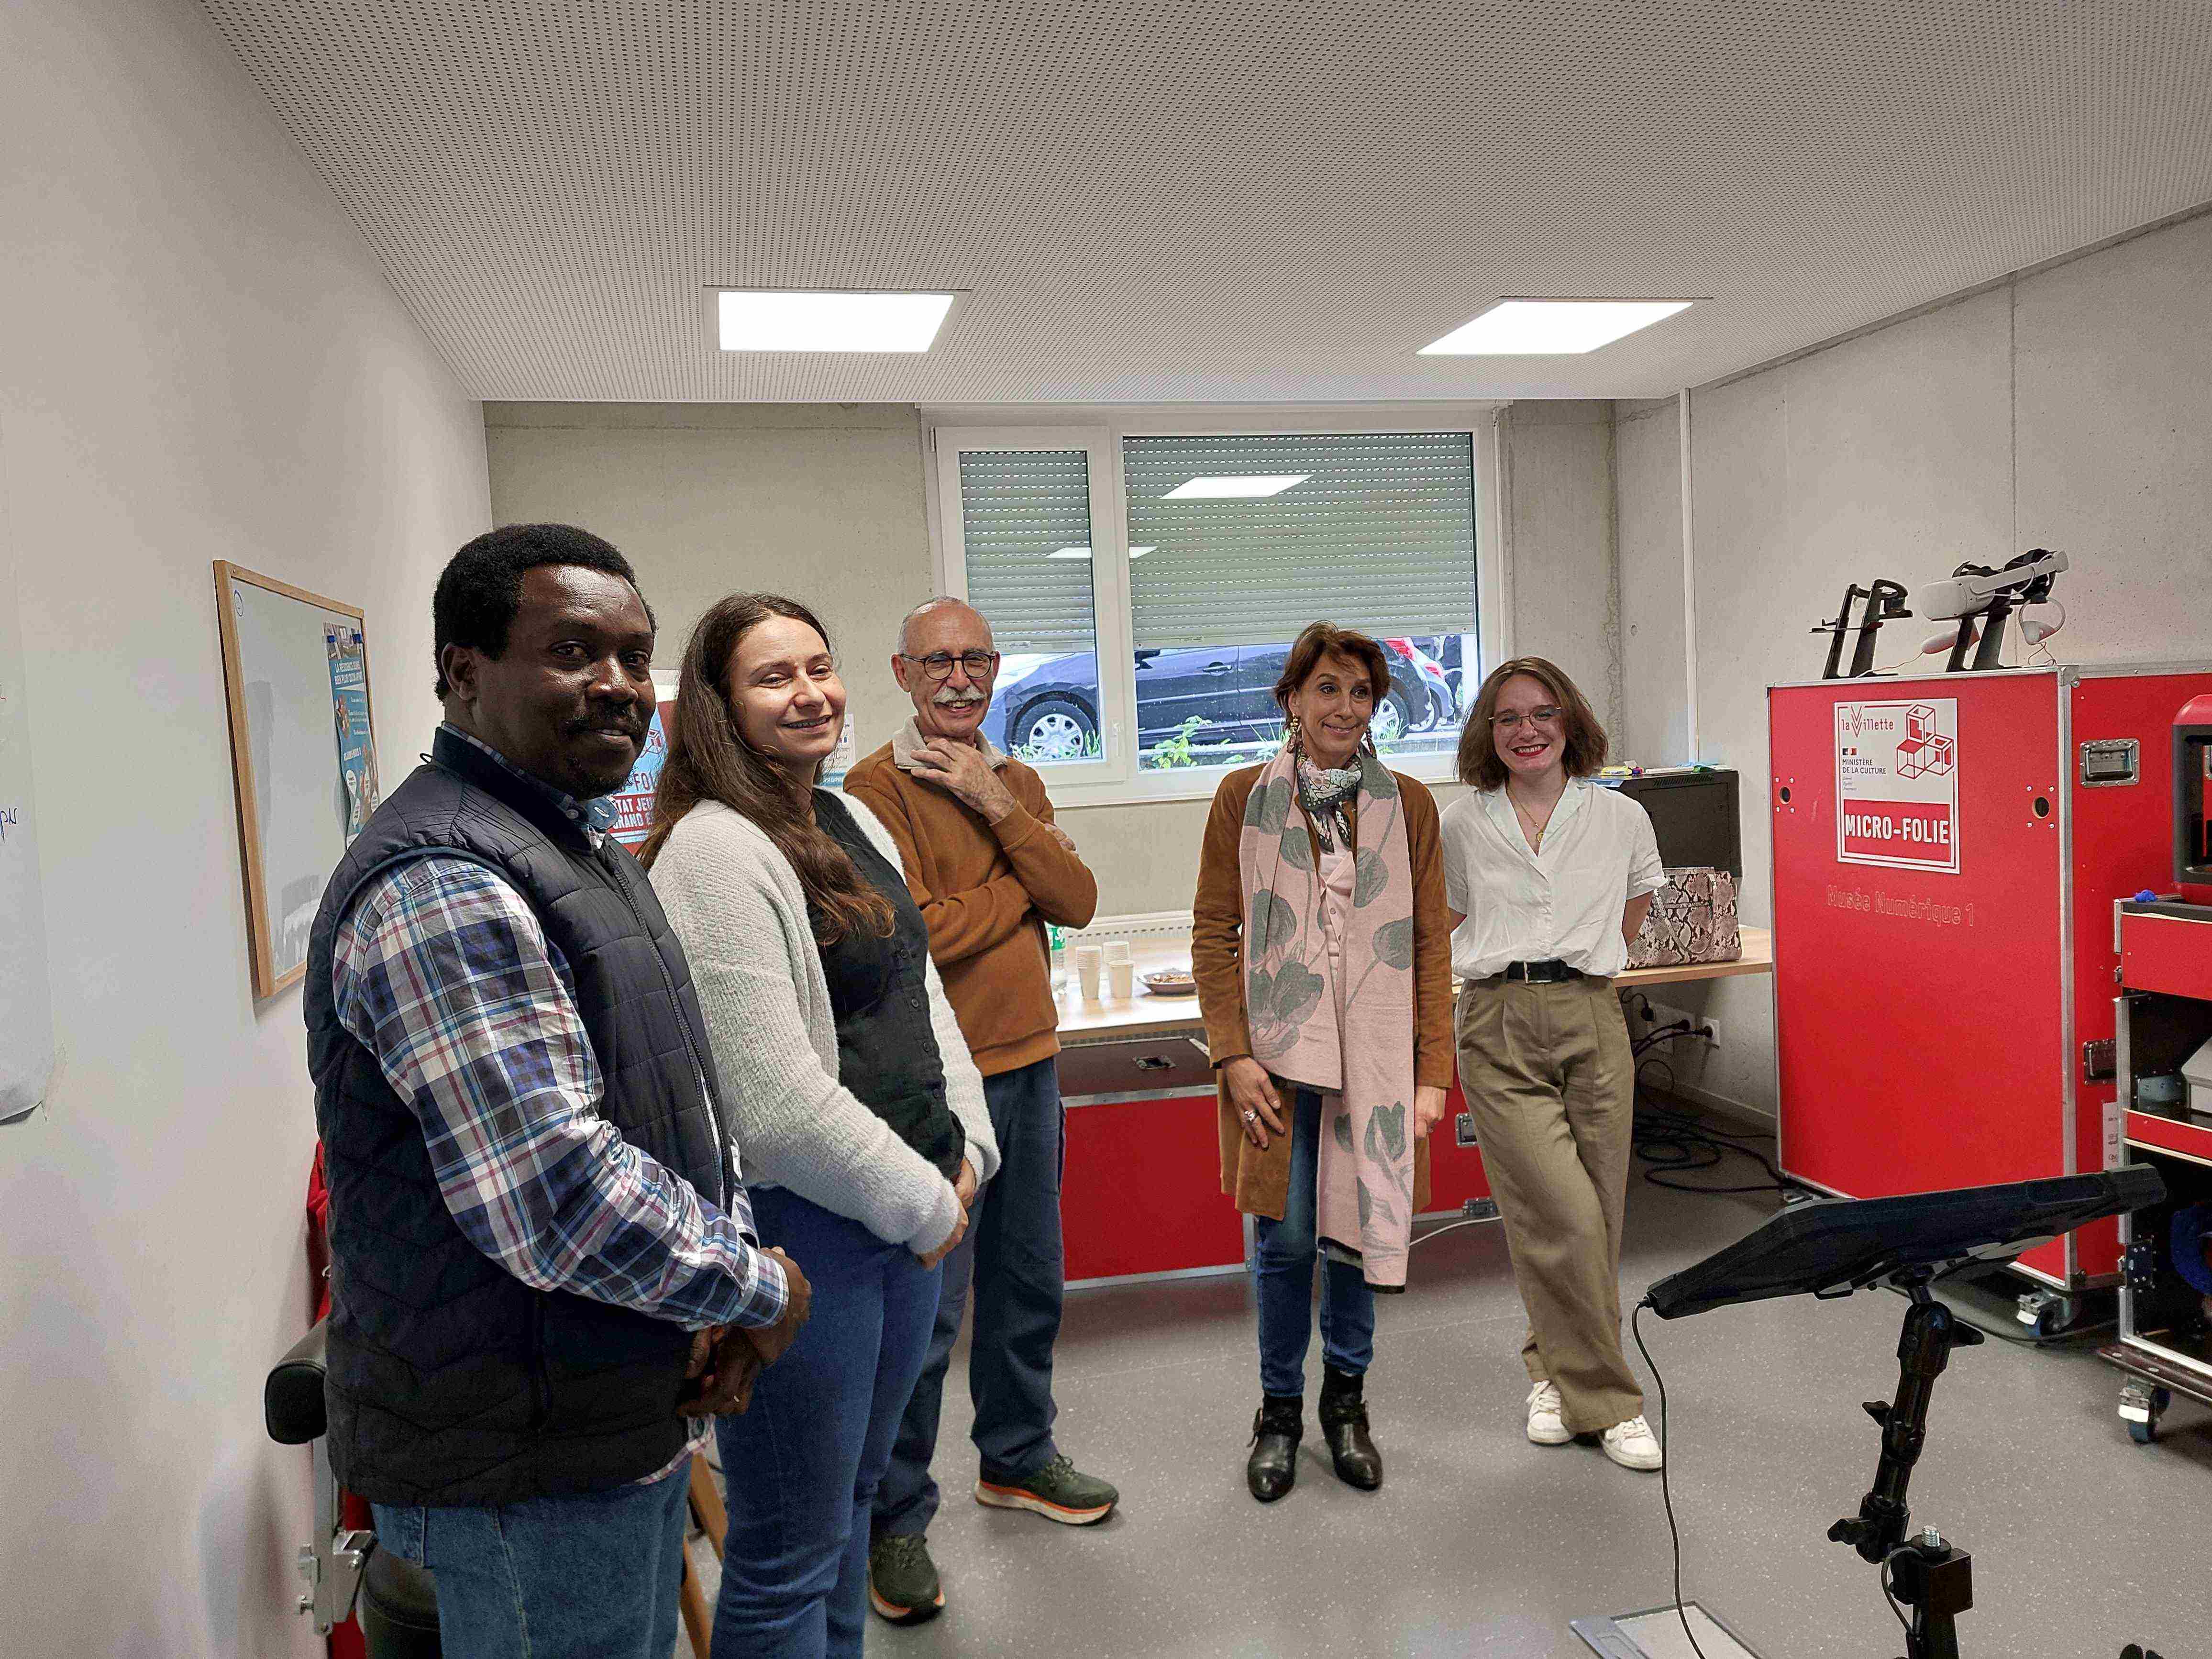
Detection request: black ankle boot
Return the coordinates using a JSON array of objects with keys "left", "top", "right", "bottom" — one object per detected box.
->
[
  {"left": 1246, "top": 1394, "right": 1303, "bottom": 1502},
  {"left": 1317, "top": 1367, "right": 1382, "bottom": 1490}
]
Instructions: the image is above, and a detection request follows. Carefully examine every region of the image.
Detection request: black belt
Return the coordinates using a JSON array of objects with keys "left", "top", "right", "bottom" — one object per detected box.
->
[{"left": 1500, "top": 959, "right": 1582, "bottom": 983}]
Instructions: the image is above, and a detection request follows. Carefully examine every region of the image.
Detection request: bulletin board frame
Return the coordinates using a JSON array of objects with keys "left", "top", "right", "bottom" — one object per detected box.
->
[{"left": 212, "top": 560, "right": 379, "bottom": 999}]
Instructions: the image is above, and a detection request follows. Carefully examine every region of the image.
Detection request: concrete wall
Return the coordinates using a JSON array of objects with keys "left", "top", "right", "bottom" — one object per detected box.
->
[
  {"left": 1501, "top": 401, "right": 1622, "bottom": 743},
  {"left": 0, "top": 3, "right": 491, "bottom": 1653},
  {"left": 486, "top": 402, "right": 1625, "bottom": 916},
  {"left": 1615, "top": 211, "right": 2212, "bottom": 1118},
  {"left": 485, "top": 403, "right": 935, "bottom": 770},
  {"left": 1612, "top": 396, "right": 1689, "bottom": 766}
]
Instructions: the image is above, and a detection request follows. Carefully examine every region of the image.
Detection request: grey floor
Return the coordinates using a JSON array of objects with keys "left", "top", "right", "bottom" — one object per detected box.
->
[{"left": 686, "top": 1140, "right": 2212, "bottom": 1659}]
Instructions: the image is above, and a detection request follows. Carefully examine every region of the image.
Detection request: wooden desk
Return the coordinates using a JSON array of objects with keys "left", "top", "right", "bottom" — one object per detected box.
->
[
  {"left": 1049, "top": 928, "right": 1773, "bottom": 1283},
  {"left": 1616, "top": 926, "right": 1773, "bottom": 990},
  {"left": 1056, "top": 938, "right": 1214, "bottom": 1044},
  {"left": 1053, "top": 927, "right": 1774, "bottom": 1046}
]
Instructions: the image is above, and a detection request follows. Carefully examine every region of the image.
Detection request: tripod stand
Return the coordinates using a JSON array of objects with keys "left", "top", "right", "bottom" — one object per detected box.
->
[
  {"left": 1640, "top": 1169, "right": 2168, "bottom": 1659},
  {"left": 1826, "top": 1272, "right": 1981, "bottom": 1659}
]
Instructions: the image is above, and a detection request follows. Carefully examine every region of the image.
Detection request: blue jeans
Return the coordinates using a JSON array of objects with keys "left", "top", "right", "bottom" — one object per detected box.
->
[
  {"left": 1251, "top": 1085, "right": 1376, "bottom": 1397},
  {"left": 370, "top": 1460, "right": 690, "bottom": 1659},
  {"left": 875, "top": 1057, "right": 1067, "bottom": 1536},
  {"left": 712, "top": 1184, "right": 942, "bottom": 1658}
]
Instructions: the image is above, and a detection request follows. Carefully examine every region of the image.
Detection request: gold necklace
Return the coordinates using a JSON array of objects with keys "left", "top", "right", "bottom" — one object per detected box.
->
[{"left": 1510, "top": 789, "right": 1558, "bottom": 852}]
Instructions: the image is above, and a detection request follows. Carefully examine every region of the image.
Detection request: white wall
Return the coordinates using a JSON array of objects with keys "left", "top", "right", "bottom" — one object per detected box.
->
[
  {"left": 0, "top": 3, "right": 490, "bottom": 1654},
  {"left": 1613, "top": 396, "right": 1688, "bottom": 766},
  {"left": 1500, "top": 401, "right": 1623, "bottom": 742},
  {"left": 1617, "top": 211, "right": 2212, "bottom": 1117},
  {"left": 485, "top": 402, "right": 937, "bottom": 781},
  {"left": 486, "top": 402, "right": 1623, "bottom": 916}
]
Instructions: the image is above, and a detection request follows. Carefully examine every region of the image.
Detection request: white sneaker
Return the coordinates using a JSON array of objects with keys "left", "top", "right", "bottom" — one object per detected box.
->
[
  {"left": 1525, "top": 1380, "right": 1571, "bottom": 1445},
  {"left": 1602, "top": 1415, "right": 1663, "bottom": 1470}
]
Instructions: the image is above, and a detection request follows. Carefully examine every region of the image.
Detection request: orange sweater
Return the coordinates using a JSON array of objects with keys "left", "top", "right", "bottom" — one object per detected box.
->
[{"left": 843, "top": 742, "right": 1098, "bottom": 1077}]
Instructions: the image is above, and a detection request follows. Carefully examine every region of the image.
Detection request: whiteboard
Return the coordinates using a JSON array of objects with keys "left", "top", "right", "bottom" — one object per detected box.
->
[
  {"left": 0, "top": 538, "right": 54, "bottom": 1124},
  {"left": 214, "top": 563, "right": 380, "bottom": 999}
]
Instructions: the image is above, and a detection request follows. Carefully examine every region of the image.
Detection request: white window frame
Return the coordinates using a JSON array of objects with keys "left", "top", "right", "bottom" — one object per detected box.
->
[{"left": 925, "top": 404, "right": 1511, "bottom": 808}]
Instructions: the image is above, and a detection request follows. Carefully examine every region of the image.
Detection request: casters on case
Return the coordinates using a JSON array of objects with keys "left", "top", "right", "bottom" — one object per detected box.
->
[
  {"left": 2118, "top": 1382, "right": 2170, "bottom": 1444},
  {"left": 2015, "top": 1287, "right": 2077, "bottom": 1338}
]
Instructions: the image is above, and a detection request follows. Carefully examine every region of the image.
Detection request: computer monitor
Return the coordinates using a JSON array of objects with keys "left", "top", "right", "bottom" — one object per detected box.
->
[{"left": 1603, "top": 767, "right": 1741, "bottom": 878}]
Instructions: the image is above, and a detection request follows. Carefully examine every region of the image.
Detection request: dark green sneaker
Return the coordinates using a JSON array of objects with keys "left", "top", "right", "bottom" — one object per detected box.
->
[
  {"left": 974, "top": 1453, "right": 1118, "bottom": 1524},
  {"left": 867, "top": 1532, "right": 944, "bottom": 1625}
]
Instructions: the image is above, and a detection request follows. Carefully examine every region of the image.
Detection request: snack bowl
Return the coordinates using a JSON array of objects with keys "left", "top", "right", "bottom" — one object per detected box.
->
[{"left": 1140, "top": 967, "right": 1198, "bottom": 997}]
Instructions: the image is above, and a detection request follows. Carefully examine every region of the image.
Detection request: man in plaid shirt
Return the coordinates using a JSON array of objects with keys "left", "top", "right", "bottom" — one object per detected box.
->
[{"left": 309, "top": 525, "right": 808, "bottom": 1659}]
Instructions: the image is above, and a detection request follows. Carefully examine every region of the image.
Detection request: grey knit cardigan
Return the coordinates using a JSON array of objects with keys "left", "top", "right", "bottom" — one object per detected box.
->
[{"left": 648, "top": 794, "right": 1000, "bottom": 1256}]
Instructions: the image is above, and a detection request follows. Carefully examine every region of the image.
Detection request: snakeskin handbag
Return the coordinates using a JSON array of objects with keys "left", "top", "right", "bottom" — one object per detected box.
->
[{"left": 1627, "top": 867, "right": 1742, "bottom": 969}]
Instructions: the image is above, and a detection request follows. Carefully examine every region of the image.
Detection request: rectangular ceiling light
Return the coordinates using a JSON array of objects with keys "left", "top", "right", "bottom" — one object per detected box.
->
[
  {"left": 718, "top": 290, "right": 954, "bottom": 352},
  {"left": 1161, "top": 475, "right": 1309, "bottom": 499},
  {"left": 1418, "top": 299, "right": 1693, "bottom": 355},
  {"left": 1049, "top": 546, "right": 1155, "bottom": 560}
]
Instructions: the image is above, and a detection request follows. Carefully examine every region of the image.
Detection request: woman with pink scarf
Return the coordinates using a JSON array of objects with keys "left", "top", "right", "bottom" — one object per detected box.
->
[{"left": 1192, "top": 623, "right": 1455, "bottom": 1503}]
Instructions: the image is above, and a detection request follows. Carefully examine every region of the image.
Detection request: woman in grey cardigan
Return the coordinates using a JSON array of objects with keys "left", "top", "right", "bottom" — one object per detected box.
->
[{"left": 645, "top": 593, "right": 998, "bottom": 1658}]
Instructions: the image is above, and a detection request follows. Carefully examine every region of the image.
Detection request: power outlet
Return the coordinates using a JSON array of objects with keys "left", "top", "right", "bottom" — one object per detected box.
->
[{"left": 1639, "top": 999, "right": 1718, "bottom": 1049}]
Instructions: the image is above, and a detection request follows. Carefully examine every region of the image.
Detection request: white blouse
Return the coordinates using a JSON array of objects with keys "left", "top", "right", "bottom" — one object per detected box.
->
[{"left": 1440, "top": 780, "right": 1665, "bottom": 979}]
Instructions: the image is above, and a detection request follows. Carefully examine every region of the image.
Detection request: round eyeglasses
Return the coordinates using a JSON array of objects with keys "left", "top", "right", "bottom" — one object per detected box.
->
[
  {"left": 1491, "top": 705, "right": 1563, "bottom": 731},
  {"left": 901, "top": 651, "right": 1000, "bottom": 682}
]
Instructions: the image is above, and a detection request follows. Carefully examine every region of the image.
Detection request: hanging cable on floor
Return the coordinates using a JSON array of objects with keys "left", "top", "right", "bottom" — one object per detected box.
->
[
  {"left": 1628, "top": 1037, "right": 1808, "bottom": 1199},
  {"left": 1630, "top": 1301, "right": 1708, "bottom": 1659}
]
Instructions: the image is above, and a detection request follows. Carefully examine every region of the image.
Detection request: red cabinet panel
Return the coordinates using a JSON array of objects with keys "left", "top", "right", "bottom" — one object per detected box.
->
[
  {"left": 1062, "top": 1091, "right": 1248, "bottom": 1283},
  {"left": 1422, "top": 1077, "right": 1494, "bottom": 1215},
  {"left": 2122, "top": 910, "right": 2212, "bottom": 1005}
]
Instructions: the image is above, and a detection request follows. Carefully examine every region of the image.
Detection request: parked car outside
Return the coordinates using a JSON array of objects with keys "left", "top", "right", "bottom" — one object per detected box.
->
[{"left": 983, "top": 639, "right": 1458, "bottom": 765}]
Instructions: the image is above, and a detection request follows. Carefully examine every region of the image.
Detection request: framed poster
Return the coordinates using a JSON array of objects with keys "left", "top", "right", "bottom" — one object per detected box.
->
[
  {"left": 1835, "top": 697, "right": 1960, "bottom": 874},
  {"left": 213, "top": 562, "right": 382, "bottom": 998},
  {"left": 606, "top": 673, "right": 679, "bottom": 848}
]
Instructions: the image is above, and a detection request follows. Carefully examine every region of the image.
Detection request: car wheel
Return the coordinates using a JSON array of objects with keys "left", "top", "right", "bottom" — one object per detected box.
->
[
  {"left": 1012, "top": 694, "right": 1096, "bottom": 762},
  {"left": 1370, "top": 687, "right": 1414, "bottom": 748}
]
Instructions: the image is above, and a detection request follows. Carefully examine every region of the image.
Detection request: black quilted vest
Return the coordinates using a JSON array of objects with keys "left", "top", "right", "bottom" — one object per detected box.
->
[{"left": 303, "top": 727, "right": 734, "bottom": 1505}]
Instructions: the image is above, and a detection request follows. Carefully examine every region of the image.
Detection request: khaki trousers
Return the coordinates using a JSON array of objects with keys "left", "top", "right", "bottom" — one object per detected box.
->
[{"left": 1455, "top": 974, "right": 1643, "bottom": 1433}]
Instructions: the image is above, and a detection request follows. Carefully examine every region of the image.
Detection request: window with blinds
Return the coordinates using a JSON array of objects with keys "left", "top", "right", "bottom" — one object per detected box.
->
[
  {"left": 956, "top": 449, "right": 1105, "bottom": 764},
  {"left": 1123, "top": 432, "right": 1478, "bottom": 648},
  {"left": 1121, "top": 432, "right": 1478, "bottom": 767},
  {"left": 957, "top": 450, "right": 1097, "bottom": 654},
  {"left": 943, "top": 428, "right": 1482, "bottom": 781}
]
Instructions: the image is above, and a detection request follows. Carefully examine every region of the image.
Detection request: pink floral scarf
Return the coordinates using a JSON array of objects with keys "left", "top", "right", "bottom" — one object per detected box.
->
[{"left": 1238, "top": 744, "right": 1418, "bottom": 1287}]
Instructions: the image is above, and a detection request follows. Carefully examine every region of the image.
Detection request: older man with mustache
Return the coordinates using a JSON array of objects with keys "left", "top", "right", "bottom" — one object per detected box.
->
[{"left": 842, "top": 597, "right": 1117, "bottom": 1626}]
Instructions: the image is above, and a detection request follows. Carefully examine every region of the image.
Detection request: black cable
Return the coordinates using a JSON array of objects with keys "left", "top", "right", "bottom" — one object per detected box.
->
[
  {"left": 1879, "top": 1552, "right": 1914, "bottom": 1642},
  {"left": 1625, "top": 1022, "right": 1812, "bottom": 1201},
  {"left": 1631, "top": 1301, "right": 1708, "bottom": 1659},
  {"left": 1632, "top": 1088, "right": 1806, "bottom": 1199}
]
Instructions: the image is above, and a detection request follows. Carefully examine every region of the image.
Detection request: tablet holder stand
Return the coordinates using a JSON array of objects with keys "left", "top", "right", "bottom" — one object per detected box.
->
[
  {"left": 1824, "top": 1268, "right": 1980, "bottom": 1659},
  {"left": 1632, "top": 1167, "right": 2166, "bottom": 1659}
]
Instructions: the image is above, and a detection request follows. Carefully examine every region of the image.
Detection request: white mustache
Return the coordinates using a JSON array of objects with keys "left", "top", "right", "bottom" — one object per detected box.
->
[{"left": 932, "top": 689, "right": 986, "bottom": 707}]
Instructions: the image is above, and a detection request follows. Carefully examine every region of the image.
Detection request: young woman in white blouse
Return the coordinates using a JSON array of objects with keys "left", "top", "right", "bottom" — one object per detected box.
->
[
  {"left": 1439, "top": 656, "right": 1667, "bottom": 1472},
  {"left": 642, "top": 594, "right": 999, "bottom": 1656}
]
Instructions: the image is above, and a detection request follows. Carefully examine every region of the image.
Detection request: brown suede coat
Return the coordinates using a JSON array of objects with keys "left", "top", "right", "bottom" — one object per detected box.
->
[{"left": 1191, "top": 765, "right": 1454, "bottom": 1220}]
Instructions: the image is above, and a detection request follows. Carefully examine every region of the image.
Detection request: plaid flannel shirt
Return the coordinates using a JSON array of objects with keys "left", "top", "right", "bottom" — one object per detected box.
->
[{"left": 329, "top": 729, "right": 788, "bottom": 1344}]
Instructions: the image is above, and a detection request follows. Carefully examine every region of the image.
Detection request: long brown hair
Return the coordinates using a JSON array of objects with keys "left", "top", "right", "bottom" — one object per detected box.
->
[
  {"left": 1454, "top": 655, "right": 1609, "bottom": 790},
  {"left": 640, "top": 593, "right": 895, "bottom": 945}
]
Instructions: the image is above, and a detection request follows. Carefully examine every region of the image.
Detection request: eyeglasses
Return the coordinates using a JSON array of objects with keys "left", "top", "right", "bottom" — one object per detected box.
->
[
  {"left": 1491, "top": 705, "right": 1563, "bottom": 731},
  {"left": 901, "top": 650, "right": 999, "bottom": 682}
]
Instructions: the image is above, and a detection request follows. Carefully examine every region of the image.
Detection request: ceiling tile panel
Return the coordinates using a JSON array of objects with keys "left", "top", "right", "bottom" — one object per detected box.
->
[{"left": 198, "top": 0, "right": 2212, "bottom": 400}]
